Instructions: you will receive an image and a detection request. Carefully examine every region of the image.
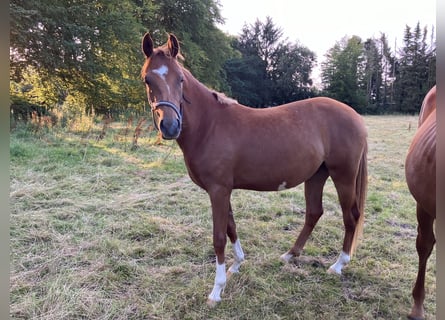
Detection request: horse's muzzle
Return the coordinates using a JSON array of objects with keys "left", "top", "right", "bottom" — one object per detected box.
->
[
  {"left": 159, "top": 118, "right": 181, "bottom": 139},
  {"left": 152, "top": 101, "right": 183, "bottom": 140}
]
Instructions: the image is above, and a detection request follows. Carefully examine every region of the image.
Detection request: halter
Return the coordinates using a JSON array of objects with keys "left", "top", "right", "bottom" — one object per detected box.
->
[{"left": 150, "top": 100, "right": 183, "bottom": 132}]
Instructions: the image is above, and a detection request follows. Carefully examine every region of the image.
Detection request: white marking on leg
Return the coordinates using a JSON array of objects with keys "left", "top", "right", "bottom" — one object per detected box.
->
[
  {"left": 328, "top": 251, "right": 350, "bottom": 275},
  {"left": 228, "top": 239, "right": 245, "bottom": 273},
  {"left": 280, "top": 252, "right": 294, "bottom": 263},
  {"left": 278, "top": 181, "right": 287, "bottom": 191},
  {"left": 153, "top": 65, "right": 168, "bottom": 79},
  {"left": 208, "top": 262, "right": 226, "bottom": 304}
]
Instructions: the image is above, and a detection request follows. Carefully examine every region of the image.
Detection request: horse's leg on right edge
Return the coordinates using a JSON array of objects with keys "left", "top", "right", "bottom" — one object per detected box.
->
[
  {"left": 227, "top": 203, "right": 245, "bottom": 276},
  {"left": 408, "top": 205, "right": 435, "bottom": 320},
  {"left": 281, "top": 164, "right": 329, "bottom": 262}
]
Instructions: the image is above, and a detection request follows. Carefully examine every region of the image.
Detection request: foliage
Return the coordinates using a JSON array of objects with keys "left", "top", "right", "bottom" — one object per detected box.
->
[
  {"left": 10, "top": 0, "right": 234, "bottom": 117},
  {"left": 10, "top": 95, "right": 51, "bottom": 123},
  {"left": 148, "top": 0, "right": 236, "bottom": 91},
  {"left": 224, "top": 53, "right": 269, "bottom": 107},
  {"left": 10, "top": 0, "right": 148, "bottom": 116},
  {"left": 269, "top": 42, "right": 316, "bottom": 104},
  {"left": 392, "top": 23, "right": 436, "bottom": 114},
  {"left": 321, "top": 24, "right": 435, "bottom": 114},
  {"left": 321, "top": 36, "right": 366, "bottom": 112},
  {"left": 224, "top": 17, "right": 316, "bottom": 107},
  {"left": 362, "top": 38, "right": 383, "bottom": 108}
]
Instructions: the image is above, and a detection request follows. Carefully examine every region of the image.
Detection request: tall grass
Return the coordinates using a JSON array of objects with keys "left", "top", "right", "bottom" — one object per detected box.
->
[{"left": 10, "top": 115, "right": 435, "bottom": 319}]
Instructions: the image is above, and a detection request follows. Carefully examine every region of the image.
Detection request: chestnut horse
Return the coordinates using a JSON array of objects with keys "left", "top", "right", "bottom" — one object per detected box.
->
[
  {"left": 141, "top": 33, "right": 368, "bottom": 306},
  {"left": 405, "top": 85, "right": 436, "bottom": 320}
]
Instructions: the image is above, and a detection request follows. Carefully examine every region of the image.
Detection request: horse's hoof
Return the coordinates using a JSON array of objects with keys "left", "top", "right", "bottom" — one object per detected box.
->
[
  {"left": 407, "top": 315, "right": 424, "bottom": 320},
  {"left": 407, "top": 311, "right": 425, "bottom": 320},
  {"left": 206, "top": 298, "right": 219, "bottom": 308},
  {"left": 327, "top": 267, "right": 341, "bottom": 275}
]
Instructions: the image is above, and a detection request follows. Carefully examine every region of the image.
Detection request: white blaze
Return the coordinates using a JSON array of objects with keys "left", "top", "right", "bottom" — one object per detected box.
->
[
  {"left": 152, "top": 65, "right": 170, "bottom": 95},
  {"left": 153, "top": 65, "right": 168, "bottom": 79}
]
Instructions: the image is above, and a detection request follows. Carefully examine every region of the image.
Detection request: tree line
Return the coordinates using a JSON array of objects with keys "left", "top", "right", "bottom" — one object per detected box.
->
[
  {"left": 10, "top": 0, "right": 436, "bottom": 120},
  {"left": 321, "top": 24, "right": 436, "bottom": 114}
]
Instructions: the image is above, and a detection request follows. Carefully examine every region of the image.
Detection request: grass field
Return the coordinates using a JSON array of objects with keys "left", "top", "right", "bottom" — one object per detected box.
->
[{"left": 10, "top": 115, "right": 436, "bottom": 319}]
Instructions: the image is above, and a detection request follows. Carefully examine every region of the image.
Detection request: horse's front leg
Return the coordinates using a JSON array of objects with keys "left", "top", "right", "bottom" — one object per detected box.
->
[{"left": 207, "top": 187, "right": 231, "bottom": 307}]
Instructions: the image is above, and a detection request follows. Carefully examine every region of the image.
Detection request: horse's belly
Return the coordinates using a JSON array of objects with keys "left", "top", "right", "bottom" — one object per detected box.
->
[{"left": 233, "top": 159, "right": 321, "bottom": 191}]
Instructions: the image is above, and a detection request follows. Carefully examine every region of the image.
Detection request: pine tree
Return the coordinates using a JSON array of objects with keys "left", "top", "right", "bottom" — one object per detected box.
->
[{"left": 393, "top": 23, "right": 435, "bottom": 113}]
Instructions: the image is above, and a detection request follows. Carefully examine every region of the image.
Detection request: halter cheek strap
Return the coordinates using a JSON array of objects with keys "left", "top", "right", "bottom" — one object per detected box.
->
[{"left": 151, "top": 100, "right": 183, "bottom": 131}]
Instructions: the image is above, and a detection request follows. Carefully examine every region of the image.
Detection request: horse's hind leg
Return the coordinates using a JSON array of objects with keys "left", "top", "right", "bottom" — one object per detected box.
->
[
  {"left": 327, "top": 172, "right": 359, "bottom": 274},
  {"left": 227, "top": 204, "right": 245, "bottom": 275},
  {"left": 408, "top": 205, "right": 435, "bottom": 320},
  {"left": 281, "top": 164, "right": 329, "bottom": 262}
]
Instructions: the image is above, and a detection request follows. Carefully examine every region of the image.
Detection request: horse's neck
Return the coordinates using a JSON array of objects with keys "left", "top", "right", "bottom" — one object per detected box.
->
[{"left": 176, "top": 69, "right": 217, "bottom": 150}]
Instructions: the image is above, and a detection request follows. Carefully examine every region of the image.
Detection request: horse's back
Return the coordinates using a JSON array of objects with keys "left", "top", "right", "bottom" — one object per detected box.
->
[
  {"left": 235, "top": 96, "right": 366, "bottom": 153},
  {"left": 248, "top": 97, "right": 366, "bottom": 133},
  {"left": 246, "top": 96, "right": 367, "bottom": 159},
  {"left": 284, "top": 97, "right": 367, "bottom": 161},
  {"left": 406, "top": 109, "right": 436, "bottom": 217},
  {"left": 418, "top": 85, "right": 436, "bottom": 127},
  {"left": 227, "top": 97, "right": 367, "bottom": 191}
]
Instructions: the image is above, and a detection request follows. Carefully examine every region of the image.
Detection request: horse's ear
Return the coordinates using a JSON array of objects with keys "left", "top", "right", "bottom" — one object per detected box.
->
[
  {"left": 142, "top": 32, "right": 154, "bottom": 57},
  {"left": 167, "top": 33, "right": 180, "bottom": 58}
]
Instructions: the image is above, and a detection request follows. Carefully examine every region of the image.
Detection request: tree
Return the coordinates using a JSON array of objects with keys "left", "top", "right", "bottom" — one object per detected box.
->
[
  {"left": 10, "top": 0, "right": 148, "bottom": 115},
  {"left": 225, "top": 17, "right": 316, "bottom": 107},
  {"left": 10, "top": 0, "right": 234, "bottom": 117},
  {"left": 321, "top": 35, "right": 366, "bottom": 112},
  {"left": 224, "top": 54, "right": 269, "bottom": 107},
  {"left": 362, "top": 38, "right": 383, "bottom": 110},
  {"left": 149, "top": 0, "right": 235, "bottom": 91},
  {"left": 269, "top": 42, "right": 315, "bottom": 104},
  {"left": 378, "top": 33, "right": 397, "bottom": 110},
  {"left": 393, "top": 23, "right": 436, "bottom": 113}
]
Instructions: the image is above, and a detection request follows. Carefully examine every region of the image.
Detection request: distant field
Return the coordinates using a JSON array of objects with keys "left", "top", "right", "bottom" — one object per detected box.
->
[{"left": 10, "top": 115, "right": 435, "bottom": 319}]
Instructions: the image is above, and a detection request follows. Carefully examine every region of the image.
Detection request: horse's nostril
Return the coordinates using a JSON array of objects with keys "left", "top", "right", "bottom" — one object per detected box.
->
[{"left": 159, "top": 118, "right": 181, "bottom": 139}]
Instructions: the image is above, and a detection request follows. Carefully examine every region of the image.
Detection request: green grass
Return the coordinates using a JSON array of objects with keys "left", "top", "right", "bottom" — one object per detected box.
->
[{"left": 10, "top": 115, "right": 435, "bottom": 319}]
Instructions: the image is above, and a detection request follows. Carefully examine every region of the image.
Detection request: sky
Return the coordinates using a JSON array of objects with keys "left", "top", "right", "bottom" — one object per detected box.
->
[{"left": 217, "top": 0, "right": 436, "bottom": 85}]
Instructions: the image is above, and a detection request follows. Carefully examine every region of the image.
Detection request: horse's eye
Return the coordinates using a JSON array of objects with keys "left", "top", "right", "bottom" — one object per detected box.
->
[{"left": 144, "top": 75, "right": 150, "bottom": 85}]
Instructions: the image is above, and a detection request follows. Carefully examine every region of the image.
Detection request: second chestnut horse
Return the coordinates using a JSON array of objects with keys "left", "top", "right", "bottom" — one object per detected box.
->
[{"left": 405, "top": 85, "right": 436, "bottom": 320}]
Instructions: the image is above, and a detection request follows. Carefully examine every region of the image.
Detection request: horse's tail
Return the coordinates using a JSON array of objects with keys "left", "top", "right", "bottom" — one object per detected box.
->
[{"left": 350, "top": 142, "right": 368, "bottom": 256}]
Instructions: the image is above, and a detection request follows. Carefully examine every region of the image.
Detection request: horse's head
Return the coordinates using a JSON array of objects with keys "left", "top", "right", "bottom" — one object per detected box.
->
[{"left": 141, "top": 33, "right": 184, "bottom": 140}]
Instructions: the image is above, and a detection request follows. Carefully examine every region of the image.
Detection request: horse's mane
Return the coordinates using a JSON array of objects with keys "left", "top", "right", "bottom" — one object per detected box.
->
[
  {"left": 212, "top": 91, "right": 238, "bottom": 105},
  {"left": 180, "top": 62, "right": 238, "bottom": 106}
]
